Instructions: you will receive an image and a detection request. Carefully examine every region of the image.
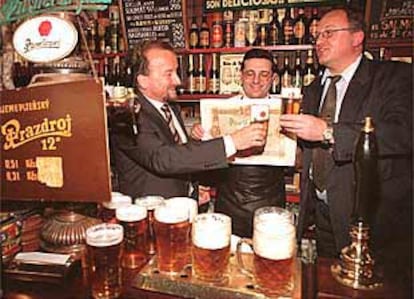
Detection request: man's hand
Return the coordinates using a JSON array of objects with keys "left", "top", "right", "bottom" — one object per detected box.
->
[
  {"left": 231, "top": 123, "right": 267, "bottom": 150},
  {"left": 280, "top": 114, "right": 328, "bottom": 141},
  {"left": 191, "top": 123, "right": 205, "bottom": 140}
]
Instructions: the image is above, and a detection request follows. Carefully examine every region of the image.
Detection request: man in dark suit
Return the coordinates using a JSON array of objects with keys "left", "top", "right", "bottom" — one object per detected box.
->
[
  {"left": 280, "top": 6, "right": 412, "bottom": 286},
  {"left": 111, "top": 41, "right": 267, "bottom": 200}
]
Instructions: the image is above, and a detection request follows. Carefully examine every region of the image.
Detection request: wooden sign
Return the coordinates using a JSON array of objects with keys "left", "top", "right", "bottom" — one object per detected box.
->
[
  {"left": 0, "top": 79, "right": 111, "bottom": 203},
  {"left": 120, "top": 0, "right": 186, "bottom": 49}
]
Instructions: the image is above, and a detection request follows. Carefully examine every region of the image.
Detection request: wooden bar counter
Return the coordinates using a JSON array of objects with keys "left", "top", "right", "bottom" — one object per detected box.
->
[{"left": 3, "top": 256, "right": 409, "bottom": 299}]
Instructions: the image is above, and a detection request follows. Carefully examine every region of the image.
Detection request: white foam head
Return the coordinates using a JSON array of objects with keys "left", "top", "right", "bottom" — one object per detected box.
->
[
  {"left": 253, "top": 220, "right": 296, "bottom": 260},
  {"left": 134, "top": 195, "right": 165, "bottom": 210},
  {"left": 103, "top": 193, "right": 132, "bottom": 210},
  {"left": 116, "top": 204, "right": 147, "bottom": 222},
  {"left": 165, "top": 197, "right": 198, "bottom": 223},
  {"left": 192, "top": 213, "right": 231, "bottom": 250},
  {"left": 154, "top": 204, "right": 189, "bottom": 224},
  {"left": 86, "top": 223, "right": 124, "bottom": 247}
]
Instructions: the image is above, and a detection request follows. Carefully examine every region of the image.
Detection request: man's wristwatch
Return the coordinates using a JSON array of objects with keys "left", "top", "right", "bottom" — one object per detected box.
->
[{"left": 322, "top": 126, "right": 334, "bottom": 145}]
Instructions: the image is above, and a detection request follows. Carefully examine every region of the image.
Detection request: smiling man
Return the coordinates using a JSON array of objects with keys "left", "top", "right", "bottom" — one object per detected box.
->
[
  {"left": 192, "top": 49, "right": 286, "bottom": 238},
  {"left": 279, "top": 6, "right": 412, "bottom": 289}
]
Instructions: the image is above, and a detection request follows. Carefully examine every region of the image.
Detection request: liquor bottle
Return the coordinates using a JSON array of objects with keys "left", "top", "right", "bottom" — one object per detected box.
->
[
  {"left": 256, "top": 22, "right": 268, "bottom": 46},
  {"left": 198, "top": 53, "right": 207, "bottom": 94},
  {"left": 187, "top": 54, "right": 196, "bottom": 94},
  {"left": 199, "top": 15, "right": 210, "bottom": 49},
  {"left": 293, "top": 7, "right": 306, "bottom": 45},
  {"left": 271, "top": 55, "right": 281, "bottom": 94},
  {"left": 211, "top": 14, "right": 223, "bottom": 48},
  {"left": 303, "top": 49, "right": 317, "bottom": 87},
  {"left": 282, "top": 8, "right": 294, "bottom": 45},
  {"left": 292, "top": 51, "right": 303, "bottom": 89},
  {"left": 352, "top": 117, "right": 379, "bottom": 224},
  {"left": 208, "top": 53, "right": 220, "bottom": 94},
  {"left": 189, "top": 17, "right": 199, "bottom": 49},
  {"left": 306, "top": 7, "right": 319, "bottom": 44},
  {"left": 281, "top": 54, "right": 293, "bottom": 89},
  {"left": 268, "top": 8, "right": 281, "bottom": 46}
]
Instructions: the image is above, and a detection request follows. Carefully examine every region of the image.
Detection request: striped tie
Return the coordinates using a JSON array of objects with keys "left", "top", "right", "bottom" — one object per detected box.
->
[{"left": 161, "top": 104, "right": 180, "bottom": 144}]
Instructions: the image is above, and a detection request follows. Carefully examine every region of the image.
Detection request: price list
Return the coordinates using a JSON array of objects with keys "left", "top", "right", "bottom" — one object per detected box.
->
[{"left": 122, "top": 0, "right": 185, "bottom": 48}]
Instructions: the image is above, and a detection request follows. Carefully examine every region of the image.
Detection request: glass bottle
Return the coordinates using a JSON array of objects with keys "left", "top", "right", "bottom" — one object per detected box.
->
[
  {"left": 307, "top": 7, "right": 319, "bottom": 44},
  {"left": 282, "top": 8, "right": 294, "bottom": 45},
  {"left": 293, "top": 7, "right": 306, "bottom": 45},
  {"left": 187, "top": 54, "right": 196, "bottom": 94},
  {"left": 303, "top": 49, "right": 317, "bottom": 87},
  {"left": 292, "top": 51, "right": 303, "bottom": 89},
  {"left": 198, "top": 53, "right": 207, "bottom": 94},
  {"left": 199, "top": 15, "right": 210, "bottom": 49},
  {"left": 268, "top": 8, "right": 281, "bottom": 46},
  {"left": 189, "top": 16, "right": 199, "bottom": 49},
  {"left": 208, "top": 53, "right": 220, "bottom": 94},
  {"left": 271, "top": 54, "right": 281, "bottom": 94}
]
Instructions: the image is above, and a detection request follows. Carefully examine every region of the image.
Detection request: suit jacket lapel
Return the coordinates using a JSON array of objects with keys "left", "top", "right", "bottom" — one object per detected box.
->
[{"left": 338, "top": 58, "right": 372, "bottom": 123}]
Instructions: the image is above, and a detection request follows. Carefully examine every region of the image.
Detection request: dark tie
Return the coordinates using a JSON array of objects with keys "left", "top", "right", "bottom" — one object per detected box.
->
[
  {"left": 312, "top": 75, "right": 342, "bottom": 192},
  {"left": 161, "top": 104, "right": 181, "bottom": 144}
]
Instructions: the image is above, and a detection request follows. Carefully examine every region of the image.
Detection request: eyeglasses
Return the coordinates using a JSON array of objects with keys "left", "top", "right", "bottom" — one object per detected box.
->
[
  {"left": 242, "top": 70, "right": 272, "bottom": 81},
  {"left": 312, "top": 27, "right": 356, "bottom": 43}
]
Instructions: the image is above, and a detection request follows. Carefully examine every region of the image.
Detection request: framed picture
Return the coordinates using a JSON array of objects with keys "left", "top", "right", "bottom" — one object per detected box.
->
[
  {"left": 200, "top": 98, "right": 297, "bottom": 166},
  {"left": 219, "top": 53, "right": 243, "bottom": 95}
]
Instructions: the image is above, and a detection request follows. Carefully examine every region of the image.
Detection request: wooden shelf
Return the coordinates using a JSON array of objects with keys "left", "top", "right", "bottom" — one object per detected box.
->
[
  {"left": 174, "top": 94, "right": 232, "bottom": 102},
  {"left": 177, "top": 44, "right": 314, "bottom": 55}
]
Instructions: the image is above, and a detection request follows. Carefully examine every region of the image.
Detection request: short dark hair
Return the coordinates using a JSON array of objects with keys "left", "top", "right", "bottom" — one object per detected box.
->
[
  {"left": 241, "top": 48, "right": 277, "bottom": 73},
  {"left": 325, "top": 6, "right": 366, "bottom": 33},
  {"left": 135, "top": 40, "right": 175, "bottom": 76}
]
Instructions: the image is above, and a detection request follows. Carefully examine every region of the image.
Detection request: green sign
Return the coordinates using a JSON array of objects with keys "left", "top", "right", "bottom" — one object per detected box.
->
[
  {"left": 204, "top": 0, "right": 346, "bottom": 12},
  {"left": 0, "top": 0, "right": 112, "bottom": 25}
]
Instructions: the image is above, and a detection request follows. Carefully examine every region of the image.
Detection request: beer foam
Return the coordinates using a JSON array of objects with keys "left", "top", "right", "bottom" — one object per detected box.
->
[
  {"left": 166, "top": 197, "right": 198, "bottom": 223},
  {"left": 116, "top": 205, "right": 147, "bottom": 222},
  {"left": 253, "top": 222, "right": 296, "bottom": 260},
  {"left": 103, "top": 194, "right": 132, "bottom": 210},
  {"left": 192, "top": 214, "right": 231, "bottom": 249},
  {"left": 86, "top": 223, "right": 123, "bottom": 247},
  {"left": 135, "top": 196, "right": 165, "bottom": 210},
  {"left": 154, "top": 205, "right": 189, "bottom": 224}
]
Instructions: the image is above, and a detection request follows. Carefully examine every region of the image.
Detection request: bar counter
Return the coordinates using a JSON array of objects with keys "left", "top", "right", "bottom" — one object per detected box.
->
[{"left": 3, "top": 257, "right": 409, "bottom": 299}]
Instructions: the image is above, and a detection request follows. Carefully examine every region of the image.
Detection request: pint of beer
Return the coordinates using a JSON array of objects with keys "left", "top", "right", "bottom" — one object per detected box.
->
[
  {"left": 135, "top": 196, "right": 165, "bottom": 255},
  {"left": 237, "top": 207, "right": 296, "bottom": 297},
  {"left": 116, "top": 205, "right": 148, "bottom": 269},
  {"left": 154, "top": 204, "right": 191, "bottom": 274},
  {"left": 192, "top": 213, "right": 231, "bottom": 283},
  {"left": 86, "top": 223, "right": 123, "bottom": 299},
  {"left": 165, "top": 197, "right": 198, "bottom": 223}
]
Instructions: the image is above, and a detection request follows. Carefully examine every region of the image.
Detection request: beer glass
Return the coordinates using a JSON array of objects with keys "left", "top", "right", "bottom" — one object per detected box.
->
[
  {"left": 154, "top": 204, "right": 191, "bottom": 274},
  {"left": 281, "top": 95, "right": 302, "bottom": 115},
  {"left": 192, "top": 213, "right": 231, "bottom": 283},
  {"left": 86, "top": 223, "right": 123, "bottom": 299},
  {"left": 100, "top": 192, "right": 131, "bottom": 223},
  {"left": 237, "top": 207, "right": 296, "bottom": 297},
  {"left": 135, "top": 196, "right": 165, "bottom": 255},
  {"left": 116, "top": 205, "right": 148, "bottom": 269}
]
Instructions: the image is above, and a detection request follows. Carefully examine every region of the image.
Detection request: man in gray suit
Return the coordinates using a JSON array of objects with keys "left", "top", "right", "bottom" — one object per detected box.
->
[
  {"left": 111, "top": 41, "right": 267, "bottom": 200},
  {"left": 280, "top": 6, "right": 412, "bottom": 288}
]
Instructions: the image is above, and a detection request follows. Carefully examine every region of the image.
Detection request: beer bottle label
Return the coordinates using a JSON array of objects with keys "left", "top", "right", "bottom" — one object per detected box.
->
[
  {"left": 211, "top": 24, "right": 223, "bottom": 48},
  {"left": 282, "top": 73, "right": 291, "bottom": 88},
  {"left": 284, "top": 24, "right": 293, "bottom": 43},
  {"left": 269, "top": 26, "right": 279, "bottom": 44},
  {"left": 190, "top": 32, "right": 198, "bottom": 47},
  {"left": 208, "top": 78, "right": 220, "bottom": 93},
  {"left": 200, "top": 31, "right": 209, "bottom": 47},
  {"left": 199, "top": 77, "right": 206, "bottom": 93},
  {"left": 310, "top": 20, "right": 318, "bottom": 40},
  {"left": 294, "top": 21, "right": 305, "bottom": 39},
  {"left": 303, "top": 73, "right": 315, "bottom": 86}
]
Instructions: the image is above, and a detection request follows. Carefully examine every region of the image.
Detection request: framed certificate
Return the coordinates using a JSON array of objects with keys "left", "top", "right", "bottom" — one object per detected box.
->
[{"left": 200, "top": 98, "right": 297, "bottom": 166}]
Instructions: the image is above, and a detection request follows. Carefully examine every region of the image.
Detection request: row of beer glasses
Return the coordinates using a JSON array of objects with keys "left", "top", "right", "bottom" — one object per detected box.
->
[{"left": 85, "top": 197, "right": 296, "bottom": 299}]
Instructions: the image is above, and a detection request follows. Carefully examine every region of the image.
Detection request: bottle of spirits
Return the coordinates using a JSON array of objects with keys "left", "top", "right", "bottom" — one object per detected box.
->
[
  {"left": 303, "top": 49, "right": 317, "bottom": 87},
  {"left": 292, "top": 51, "right": 303, "bottom": 89},
  {"left": 268, "top": 8, "right": 281, "bottom": 46},
  {"left": 271, "top": 54, "right": 281, "bottom": 94},
  {"left": 208, "top": 53, "right": 220, "bottom": 94},
  {"left": 281, "top": 54, "right": 293, "bottom": 89},
  {"left": 293, "top": 7, "right": 306, "bottom": 45},
  {"left": 199, "top": 15, "right": 210, "bottom": 49},
  {"left": 189, "top": 17, "right": 199, "bottom": 49},
  {"left": 198, "top": 53, "right": 207, "bottom": 94},
  {"left": 282, "top": 8, "right": 294, "bottom": 45},
  {"left": 352, "top": 117, "right": 379, "bottom": 225},
  {"left": 187, "top": 54, "right": 196, "bottom": 94},
  {"left": 223, "top": 10, "right": 234, "bottom": 48},
  {"left": 307, "top": 7, "right": 319, "bottom": 44}
]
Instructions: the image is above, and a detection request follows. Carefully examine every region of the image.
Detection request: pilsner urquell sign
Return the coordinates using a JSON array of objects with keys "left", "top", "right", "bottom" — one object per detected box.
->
[{"left": 0, "top": 79, "right": 111, "bottom": 203}]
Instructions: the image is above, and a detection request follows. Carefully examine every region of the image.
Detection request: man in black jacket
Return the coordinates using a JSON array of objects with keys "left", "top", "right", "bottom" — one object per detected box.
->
[
  {"left": 192, "top": 49, "right": 286, "bottom": 237},
  {"left": 110, "top": 41, "right": 267, "bottom": 199}
]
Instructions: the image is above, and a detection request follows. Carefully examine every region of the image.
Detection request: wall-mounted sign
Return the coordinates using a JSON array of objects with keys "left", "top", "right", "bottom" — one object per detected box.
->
[
  {"left": 0, "top": 79, "right": 111, "bottom": 203},
  {"left": 0, "top": 0, "right": 112, "bottom": 25},
  {"left": 121, "top": 0, "right": 186, "bottom": 49},
  {"left": 204, "top": 0, "right": 345, "bottom": 12},
  {"left": 13, "top": 15, "right": 78, "bottom": 63}
]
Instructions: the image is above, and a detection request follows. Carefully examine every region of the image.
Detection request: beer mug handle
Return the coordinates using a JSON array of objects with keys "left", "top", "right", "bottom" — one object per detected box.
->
[{"left": 236, "top": 238, "right": 254, "bottom": 279}]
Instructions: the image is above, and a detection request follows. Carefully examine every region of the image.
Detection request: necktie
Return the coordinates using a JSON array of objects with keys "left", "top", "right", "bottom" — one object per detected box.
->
[
  {"left": 161, "top": 104, "right": 181, "bottom": 144},
  {"left": 312, "top": 75, "right": 342, "bottom": 192}
]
